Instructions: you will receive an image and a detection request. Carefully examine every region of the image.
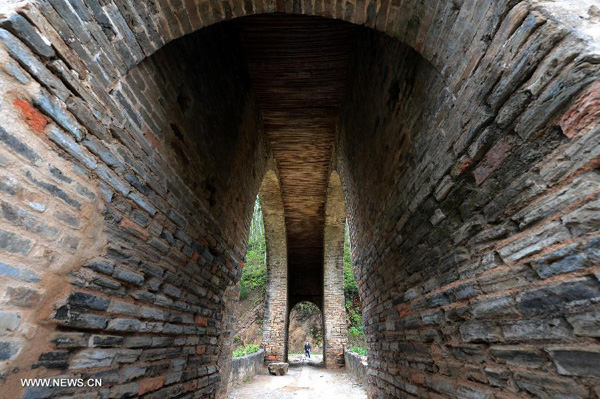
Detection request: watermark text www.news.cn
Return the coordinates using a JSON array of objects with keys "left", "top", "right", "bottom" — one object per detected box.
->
[{"left": 21, "top": 378, "right": 102, "bottom": 388}]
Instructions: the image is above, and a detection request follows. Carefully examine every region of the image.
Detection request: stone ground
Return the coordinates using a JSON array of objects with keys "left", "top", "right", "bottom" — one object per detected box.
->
[
  {"left": 227, "top": 359, "right": 367, "bottom": 399},
  {"left": 288, "top": 353, "right": 323, "bottom": 366}
]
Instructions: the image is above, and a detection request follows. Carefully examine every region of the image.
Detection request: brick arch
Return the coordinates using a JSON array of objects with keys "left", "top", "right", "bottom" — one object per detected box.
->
[
  {"left": 0, "top": 16, "right": 269, "bottom": 398},
  {"left": 258, "top": 167, "right": 288, "bottom": 363},
  {"left": 285, "top": 299, "right": 325, "bottom": 361},
  {"left": 322, "top": 170, "right": 349, "bottom": 368},
  {"left": 333, "top": 2, "right": 600, "bottom": 397},
  {"left": 27, "top": 0, "right": 578, "bottom": 98},
  {"left": 0, "top": 1, "right": 598, "bottom": 399}
]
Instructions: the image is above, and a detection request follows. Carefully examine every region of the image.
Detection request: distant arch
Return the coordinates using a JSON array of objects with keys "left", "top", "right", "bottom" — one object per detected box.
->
[{"left": 258, "top": 168, "right": 288, "bottom": 362}]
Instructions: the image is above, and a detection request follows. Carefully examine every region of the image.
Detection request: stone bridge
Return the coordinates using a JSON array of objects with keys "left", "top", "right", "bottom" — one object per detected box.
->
[{"left": 0, "top": 0, "right": 598, "bottom": 398}]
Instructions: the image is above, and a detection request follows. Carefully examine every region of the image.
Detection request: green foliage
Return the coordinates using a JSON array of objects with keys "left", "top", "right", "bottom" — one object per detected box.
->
[
  {"left": 240, "top": 250, "right": 267, "bottom": 297},
  {"left": 348, "top": 325, "right": 364, "bottom": 339},
  {"left": 349, "top": 345, "right": 367, "bottom": 356},
  {"left": 344, "top": 222, "right": 366, "bottom": 348},
  {"left": 309, "top": 325, "right": 323, "bottom": 347},
  {"left": 233, "top": 343, "right": 261, "bottom": 358},
  {"left": 239, "top": 283, "right": 249, "bottom": 300},
  {"left": 293, "top": 301, "right": 320, "bottom": 320},
  {"left": 240, "top": 197, "right": 267, "bottom": 299}
]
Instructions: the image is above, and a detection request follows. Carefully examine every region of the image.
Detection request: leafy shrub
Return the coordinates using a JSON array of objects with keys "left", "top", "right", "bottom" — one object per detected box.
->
[
  {"left": 309, "top": 325, "right": 323, "bottom": 347},
  {"left": 293, "top": 301, "right": 320, "bottom": 320},
  {"left": 240, "top": 254, "right": 266, "bottom": 298},
  {"left": 349, "top": 325, "right": 364, "bottom": 339},
  {"left": 344, "top": 223, "right": 366, "bottom": 348},
  {"left": 233, "top": 344, "right": 261, "bottom": 358},
  {"left": 239, "top": 281, "right": 249, "bottom": 300},
  {"left": 239, "top": 197, "right": 267, "bottom": 300},
  {"left": 349, "top": 345, "right": 367, "bottom": 356}
]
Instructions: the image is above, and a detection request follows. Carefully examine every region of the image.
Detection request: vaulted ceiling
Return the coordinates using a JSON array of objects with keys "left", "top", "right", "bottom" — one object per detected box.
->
[{"left": 238, "top": 14, "right": 354, "bottom": 304}]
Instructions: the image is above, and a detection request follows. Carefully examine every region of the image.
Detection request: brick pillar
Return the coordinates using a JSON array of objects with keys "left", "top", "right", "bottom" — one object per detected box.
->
[
  {"left": 323, "top": 171, "right": 348, "bottom": 368},
  {"left": 259, "top": 169, "right": 288, "bottom": 363},
  {"left": 216, "top": 282, "right": 242, "bottom": 399}
]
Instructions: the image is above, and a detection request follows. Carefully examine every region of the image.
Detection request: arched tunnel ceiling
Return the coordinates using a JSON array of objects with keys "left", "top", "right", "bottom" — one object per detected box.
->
[{"left": 237, "top": 15, "right": 355, "bottom": 302}]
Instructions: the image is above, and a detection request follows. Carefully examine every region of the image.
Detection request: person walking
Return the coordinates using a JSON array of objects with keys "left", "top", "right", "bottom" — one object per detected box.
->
[{"left": 304, "top": 341, "right": 311, "bottom": 359}]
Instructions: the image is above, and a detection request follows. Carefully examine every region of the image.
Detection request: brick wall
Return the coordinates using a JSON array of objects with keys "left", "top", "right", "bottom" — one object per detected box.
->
[
  {"left": 228, "top": 348, "right": 264, "bottom": 388},
  {"left": 0, "top": 16, "right": 267, "bottom": 398},
  {"left": 0, "top": 0, "right": 597, "bottom": 398},
  {"left": 337, "top": 9, "right": 600, "bottom": 399},
  {"left": 323, "top": 171, "right": 349, "bottom": 368},
  {"left": 259, "top": 168, "right": 288, "bottom": 363}
]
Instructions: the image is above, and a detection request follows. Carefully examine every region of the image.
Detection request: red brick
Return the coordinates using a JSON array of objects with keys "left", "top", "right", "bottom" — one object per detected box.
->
[
  {"left": 561, "top": 82, "right": 600, "bottom": 138},
  {"left": 119, "top": 217, "right": 150, "bottom": 240},
  {"left": 182, "top": 379, "right": 198, "bottom": 392},
  {"left": 139, "top": 376, "right": 165, "bottom": 395},
  {"left": 411, "top": 372, "right": 425, "bottom": 385},
  {"left": 14, "top": 98, "right": 47, "bottom": 133},
  {"left": 473, "top": 135, "right": 518, "bottom": 186},
  {"left": 397, "top": 304, "right": 411, "bottom": 317},
  {"left": 191, "top": 251, "right": 201, "bottom": 262},
  {"left": 452, "top": 156, "right": 474, "bottom": 177},
  {"left": 144, "top": 131, "right": 159, "bottom": 148},
  {"left": 195, "top": 315, "right": 208, "bottom": 327}
]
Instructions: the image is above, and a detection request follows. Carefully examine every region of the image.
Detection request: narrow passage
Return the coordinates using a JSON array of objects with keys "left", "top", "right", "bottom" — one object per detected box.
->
[{"left": 227, "top": 362, "right": 367, "bottom": 399}]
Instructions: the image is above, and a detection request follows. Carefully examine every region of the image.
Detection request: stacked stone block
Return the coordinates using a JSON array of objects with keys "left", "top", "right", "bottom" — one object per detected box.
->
[
  {"left": 259, "top": 169, "right": 288, "bottom": 363},
  {"left": 323, "top": 171, "right": 349, "bottom": 368},
  {"left": 0, "top": 0, "right": 596, "bottom": 398},
  {"left": 338, "top": 4, "right": 600, "bottom": 399},
  {"left": 0, "top": 9, "right": 266, "bottom": 399}
]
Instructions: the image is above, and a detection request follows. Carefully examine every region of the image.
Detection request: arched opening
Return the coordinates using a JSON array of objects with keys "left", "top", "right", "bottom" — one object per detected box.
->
[
  {"left": 323, "top": 170, "right": 349, "bottom": 367},
  {"left": 232, "top": 196, "right": 266, "bottom": 358},
  {"left": 286, "top": 301, "right": 324, "bottom": 366},
  {"left": 0, "top": 2, "right": 597, "bottom": 399},
  {"left": 257, "top": 168, "right": 288, "bottom": 363}
]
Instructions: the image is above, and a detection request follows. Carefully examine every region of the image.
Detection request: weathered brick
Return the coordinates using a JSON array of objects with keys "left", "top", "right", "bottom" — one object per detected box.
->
[
  {"left": 0, "top": 340, "right": 22, "bottom": 360},
  {"left": 490, "top": 346, "right": 548, "bottom": 367},
  {"left": 68, "top": 292, "right": 110, "bottom": 311},
  {"left": 0, "top": 126, "right": 40, "bottom": 163},
  {"left": 51, "top": 332, "right": 88, "bottom": 349},
  {"left": 0, "top": 14, "right": 55, "bottom": 58},
  {"left": 498, "top": 222, "right": 571, "bottom": 264},
  {"left": 70, "top": 348, "right": 116, "bottom": 369},
  {"left": 0, "top": 29, "right": 69, "bottom": 99},
  {"left": 0, "top": 228, "right": 34, "bottom": 254},
  {"left": 0, "top": 311, "right": 21, "bottom": 335},
  {"left": 459, "top": 321, "right": 503, "bottom": 343},
  {"left": 516, "top": 277, "right": 600, "bottom": 316},
  {"left": 25, "top": 170, "right": 82, "bottom": 210},
  {"left": 530, "top": 244, "right": 585, "bottom": 279},
  {"left": 502, "top": 318, "right": 572, "bottom": 341},
  {"left": 106, "top": 318, "right": 141, "bottom": 332},
  {"left": 6, "top": 286, "right": 41, "bottom": 307},
  {"left": 35, "top": 93, "right": 86, "bottom": 141},
  {"left": 472, "top": 296, "right": 518, "bottom": 319},
  {"left": 112, "top": 266, "right": 144, "bottom": 286},
  {"left": 547, "top": 346, "right": 600, "bottom": 377},
  {"left": 565, "top": 309, "right": 600, "bottom": 337},
  {"left": 0, "top": 261, "right": 39, "bottom": 282}
]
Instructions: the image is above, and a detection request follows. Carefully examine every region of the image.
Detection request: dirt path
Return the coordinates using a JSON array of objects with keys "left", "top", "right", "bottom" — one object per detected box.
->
[{"left": 227, "top": 361, "right": 367, "bottom": 399}]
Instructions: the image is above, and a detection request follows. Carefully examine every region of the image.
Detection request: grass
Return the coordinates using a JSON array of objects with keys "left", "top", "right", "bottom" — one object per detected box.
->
[
  {"left": 233, "top": 343, "right": 261, "bottom": 358},
  {"left": 349, "top": 345, "right": 367, "bottom": 356}
]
